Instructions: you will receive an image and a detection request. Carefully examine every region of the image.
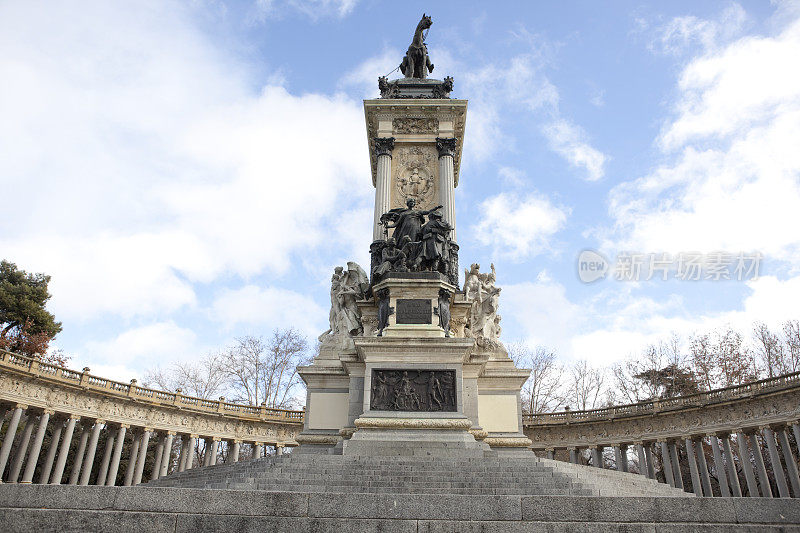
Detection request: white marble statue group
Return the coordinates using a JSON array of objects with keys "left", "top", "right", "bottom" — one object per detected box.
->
[
  {"left": 320, "top": 260, "right": 503, "bottom": 347},
  {"left": 463, "top": 263, "right": 502, "bottom": 343},
  {"left": 319, "top": 262, "right": 369, "bottom": 348}
]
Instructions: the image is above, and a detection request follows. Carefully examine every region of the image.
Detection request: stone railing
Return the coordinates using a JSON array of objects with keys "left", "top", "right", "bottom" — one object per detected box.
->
[
  {"left": 0, "top": 350, "right": 304, "bottom": 487},
  {"left": 524, "top": 371, "right": 800, "bottom": 498}
]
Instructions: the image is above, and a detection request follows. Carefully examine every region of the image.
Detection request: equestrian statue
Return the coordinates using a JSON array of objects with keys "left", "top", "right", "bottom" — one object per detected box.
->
[{"left": 400, "top": 14, "right": 434, "bottom": 79}]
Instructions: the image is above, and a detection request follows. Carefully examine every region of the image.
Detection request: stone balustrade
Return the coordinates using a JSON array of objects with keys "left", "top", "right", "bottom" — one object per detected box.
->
[
  {"left": 0, "top": 350, "right": 303, "bottom": 486},
  {"left": 525, "top": 371, "right": 800, "bottom": 497}
]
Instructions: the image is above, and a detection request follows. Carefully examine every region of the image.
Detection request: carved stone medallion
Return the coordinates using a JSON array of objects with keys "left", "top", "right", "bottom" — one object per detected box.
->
[
  {"left": 370, "top": 369, "right": 456, "bottom": 412},
  {"left": 393, "top": 145, "right": 437, "bottom": 209}
]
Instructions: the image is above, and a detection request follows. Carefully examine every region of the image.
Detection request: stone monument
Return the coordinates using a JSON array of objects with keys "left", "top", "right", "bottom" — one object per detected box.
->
[{"left": 297, "top": 15, "right": 532, "bottom": 456}]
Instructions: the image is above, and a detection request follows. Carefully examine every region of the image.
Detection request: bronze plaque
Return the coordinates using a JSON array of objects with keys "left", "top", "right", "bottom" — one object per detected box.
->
[
  {"left": 370, "top": 369, "right": 456, "bottom": 412},
  {"left": 396, "top": 299, "right": 431, "bottom": 324}
]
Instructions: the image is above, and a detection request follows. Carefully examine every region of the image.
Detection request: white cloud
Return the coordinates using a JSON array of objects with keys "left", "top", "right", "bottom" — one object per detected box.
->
[
  {"left": 83, "top": 321, "right": 199, "bottom": 381},
  {"left": 211, "top": 285, "right": 327, "bottom": 338},
  {"left": 502, "top": 273, "right": 584, "bottom": 355},
  {"left": 650, "top": 3, "right": 747, "bottom": 56},
  {"left": 608, "top": 16, "right": 800, "bottom": 261},
  {"left": 0, "top": 1, "right": 371, "bottom": 322},
  {"left": 473, "top": 191, "right": 569, "bottom": 259},
  {"left": 542, "top": 119, "right": 608, "bottom": 181},
  {"left": 253, "top": 0, "right": 359, "bottom": 21}
]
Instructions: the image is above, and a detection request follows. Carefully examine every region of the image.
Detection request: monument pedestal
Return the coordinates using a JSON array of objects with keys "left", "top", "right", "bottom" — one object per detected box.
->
[{"left": 297, "top": 70, "right": 532, "bottom": 457}]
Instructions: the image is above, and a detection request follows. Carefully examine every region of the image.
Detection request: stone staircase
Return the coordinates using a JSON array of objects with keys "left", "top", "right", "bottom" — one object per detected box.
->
[{"left": 148, "top": 452, "right": 687, "bottom": 498}]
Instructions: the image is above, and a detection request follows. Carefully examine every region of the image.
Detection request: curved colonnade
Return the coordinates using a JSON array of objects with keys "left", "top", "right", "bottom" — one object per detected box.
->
[
  {"left": 525, "top": 372, "right": 800, "bottom": 498},
  {"left": 5, "top": 347, "right": 800, "bottom": 498},
  {"left": 0, "top": 350, "right": 303, "bottom": 486}
]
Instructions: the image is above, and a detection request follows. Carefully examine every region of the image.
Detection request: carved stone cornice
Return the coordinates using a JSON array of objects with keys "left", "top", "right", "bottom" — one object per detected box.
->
[
  {"left": 436, "top": 137, "right": 457, "bottom": 158},
  {"left": 374, "top": 137, "right": 396, "bottom": 158}
]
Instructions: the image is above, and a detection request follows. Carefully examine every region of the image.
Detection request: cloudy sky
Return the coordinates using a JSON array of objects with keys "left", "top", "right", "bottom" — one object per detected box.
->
[{"left": 2, "top": 0, "right": 800, "bottom": 381}]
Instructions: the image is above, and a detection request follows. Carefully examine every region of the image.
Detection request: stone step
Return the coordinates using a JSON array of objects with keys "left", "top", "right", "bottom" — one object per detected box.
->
[{"left": 1, "top": 485, "right": 798, "bottom": 533}]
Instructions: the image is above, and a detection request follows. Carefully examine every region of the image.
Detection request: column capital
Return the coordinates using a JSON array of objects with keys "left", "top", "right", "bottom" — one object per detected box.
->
[
  {"left": 189, "top": 434, "right": 199, "bottom": 439},
  {"left": 566, "top": 446, "right": 577, "bottom": 451},
  {"left": 435, "top": 137, "right": 457, "bottom": 158},
  {"left": 166, "top": 430, "right": 177, "bottom": 436},
  {"left": 14, "top": 403, "right": 28, "bottom": 410},
  {"left": 373, "top": 137, "right": 395, "bottom": 157},
  {"left": 68, "top": 414, "right": 81, "bottom": 420},
  {"left": 544, "top": 447, "right": 554, "bottom": 452}
]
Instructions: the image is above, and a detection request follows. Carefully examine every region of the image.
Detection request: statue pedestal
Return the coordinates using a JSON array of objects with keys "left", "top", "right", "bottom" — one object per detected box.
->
[{"left": 298, "top": 273, "right": 532, "bottom": 457}]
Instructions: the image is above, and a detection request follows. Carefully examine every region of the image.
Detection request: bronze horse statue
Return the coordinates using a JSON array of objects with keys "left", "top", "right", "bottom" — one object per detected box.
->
[{"left": 400, "top": 14, "right": 434, "bottom": 79}]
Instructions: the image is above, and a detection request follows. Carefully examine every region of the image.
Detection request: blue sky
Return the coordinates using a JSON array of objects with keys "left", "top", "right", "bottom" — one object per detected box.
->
[{"left": 2, "top": 0, "right": 800, "bottom": 381}]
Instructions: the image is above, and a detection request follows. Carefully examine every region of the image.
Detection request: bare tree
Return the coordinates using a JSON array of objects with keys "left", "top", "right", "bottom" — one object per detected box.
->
[
  {"left": 782, "top": 320, "right": 800, "bottom": 373},
  {"left": 508, "top": 343, "right": 564, "bottom": 414},
  {"left": 143, "top": 352, "right": 227, "bottom": 399},
  {"left": 565, "top": 360, "right": 605, "bottom": 411},
  {"left": 754, "top": 322, "right": 785, "bottom": 377},
  {"left": 221, "top": 329, "right": 311, "bottom": 408}
]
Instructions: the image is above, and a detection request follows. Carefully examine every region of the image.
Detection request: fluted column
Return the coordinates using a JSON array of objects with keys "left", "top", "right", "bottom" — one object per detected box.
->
[
  {"left": 373, "top": 137, "right": 395, "bottom": 241},
  {"left": 778, "top": 426, "right": 800, "bottom": 497},
  {"left": 203, "top": 438, "right": 213, "bottom": 466},
  {"left": 8, "top": 413, "right": 34, "bottom": 483},
  {"left": 159, "top": 432, "right": 174, "bottom": 478},
  {"left": 436, "top": 137, "right": 457, "bottom": 241},
  {"left": 133, "top": 428, "right": 151, "bottom": 485},
  {"left": 68, "top": 421, "right": 90, "bottom": 485},
  {"left": 106, "top": 424, "right": 127, "bottom": 486},
  {"left": 721, "top": 434, "right": 742, "bottom": 497},
  {"left": 21, "top": 410, "right": 51, "bottom": 483},
  {"left": 211, "top": 439, "right": 220, "bottom": 465},
  {"left": 644, "top": 443, "right": 656, "bottom": 479},
  {"left": 96, "top": 429, "right": 115, "bottom": 486},
  {"left": 177, "top": 436, "right": 188, "bottom": 472},
  {"left": 51, "top": 415, "right": 78, "bottom": 484},
  {"left": 124, "top": 430, "right": 141, "bottom": 486},
  {"left": 39, "top": 416, "right": 63, "bottom": 484},
  {"left": 708, "top": 434, "right": 731, "bottom": 497},
  {"left": 151, "top": 433, "right": 165, "bottom": 481},
  {"left": 185, "top": 435, "right": 197, "bottom": 470},
  {"left": 591, "top": 446, "right": 603, "bottom": 468},
  {"left": 684, "top": 436, "right": 703, "bottom": 496},
  {"left": 0, "top": 405, "right": 25, "bottom": 479},
  {"left": 694, "top": 439, "right": 712, "bottom": 496},
  {"left": 230, "top": 441, "right": 240, "bottom": 463},
  {"left": 568, "top": 447, "right": 578, "bottom": 464},
  {"left": 546, "top": 448, "right": 555, "bottom": 460},
  {"left": 669, "top": 441, "right": 683, "bottom": 489},
  {"left": 79, "top": 420, "right": 103, "bottom": 485},
  {"left": 749, "top": 431, "right": 773, "bottom": 497},
  {"left": 763, "top": 426, "right": 790, "bottom": 497},
  {"left": 254, "top": 443, "right": 263, "bottom": 460},
  {"left": 635, "top": 442, "right": 647, "bottom": 477},
  {"left": 659, "top": 440, "right": 675, "bottom": 487},
  {"left": 735, "top": 430, "right": 759, "bottom": 497}
]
